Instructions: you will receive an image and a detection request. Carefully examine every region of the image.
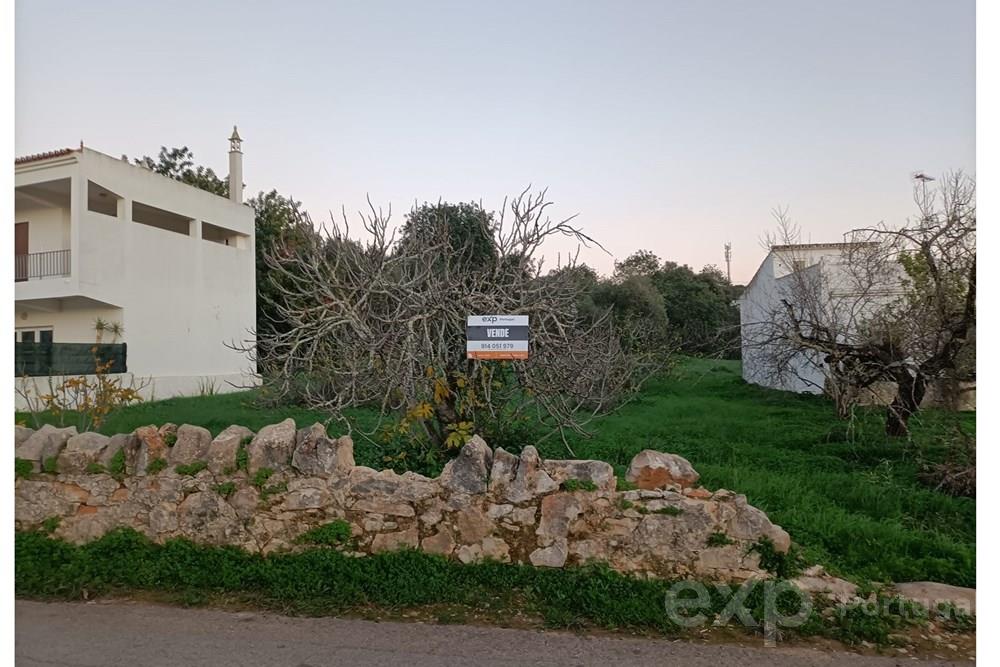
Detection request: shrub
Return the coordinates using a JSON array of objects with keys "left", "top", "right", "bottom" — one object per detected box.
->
[
  {"left": 107, "top": 449, "right": 126, "bottom": 479},
  {"left": 85, "top": 462, "right": 106, "bottom": 474},
  {"left": 561, "top": 479, "right": 598, "bottom": 492},
  {"left": 235, "top": 439, "right": 250, "bottom": 472},
  {"left": 295, "top": 521, "right": 352, "bottom": 546},
  {"left": 707, "top": 532, "right": 734, "bottom": 547},
  {"left": 251, "top": 468, "right": 274, "bottom": 488},
  {"left": 163, "top": 432, "right": 178, "bottom": 448},
  {"left": 749, "top": 537, "right": 804, "bottom": 579},
  {"left": 42, "top": 457, "right": 59, "bottom": 475},
  {"left": 146, "top": 458, "right": 167, "bottom": 475},
  {"left": 214, "top": 482, "right": 236, "bottom": 499},
  {"left": 175, "top": 461, "right": 208, "bottom": 476},
  {"left": 15, "top": 458, "right": 33, "bottom": 480}
]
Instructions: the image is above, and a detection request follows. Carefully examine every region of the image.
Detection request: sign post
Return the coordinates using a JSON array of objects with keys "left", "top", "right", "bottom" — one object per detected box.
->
[{"left": 466, "top": 315, "right": 529, "bottom": 360}]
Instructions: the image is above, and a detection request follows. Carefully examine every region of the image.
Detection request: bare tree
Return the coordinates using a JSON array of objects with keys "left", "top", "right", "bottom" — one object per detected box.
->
[
  {"left": 239, "top": 188, "right": 666, "bottom": 455},
  {"left": 742, "top": 172, "right": 975, "bottom": 435}
]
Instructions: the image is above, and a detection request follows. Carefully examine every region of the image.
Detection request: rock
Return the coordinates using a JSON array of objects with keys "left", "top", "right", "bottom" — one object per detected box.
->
[
  {"left": 128, "top": 425, "right": 169, "bottom": 475},
  {"left": 15, "top": 425, "right": 35, "bottom": 448},
  {"left": 455, "top": 505, "right": 492, "bottom": 543},
  {"left": 625, "top": 450, "right": 700, "bottom": 489},
  {"left": 536, "top": 493, "right": 582, "bottom": 545},
  {"left": 480, "top": 536, "right": 510, "bottom": 561},
  {"left": 439, "top": 436, "right": 492, "bottom": 494},
  {"left": 177, "top": 491, "right": 242, "bottom": 544},
  {"left": 543, "top": 458, "right": 615, "bottom": 492},
  {"left": 206, "top": 425, "right": 253, "bottom": 474},
  {"left": 720, "top": 495, "right": 791, "bottom": 553},
  {"left": 168, "top": 425, "right": 212, "bottom": 465},
  {"left": 894, "top": 582, "right": 976, "bottom": 614},
  {"left": 229, "top": 487, "right": 260, "bottom": 520},
  {"left": 490, "top": 445, "right": 558, "bottom": 503},
  {"left": 421, "top": 528, "right": 455, "bottom": 555},
  {"left": 291, "top": 423, "right": 354, "bottom": 477},
  {"left": 352, "top": 497, "right": 415, "bottom": 517},
  {"left": 57, "top": 432, "right": 111, "bottom": 474},
  {"left": 792, "top": 568, "right": 860, "bottom": 604},
  {"left": 371, "top": 527, "right": 419, "bottom": 552},
  {"left": 15, "top": 424, "right": 77, "bottom": 471},
  {"left": 530, "top": 540, "right": 568, "bottom": 567},
  {"left": 247, "top": 418, "right": 296, "bottom": 474},
  {"left": 150, "top": 501, "right": 179, "bottom": 533},
  {"left": 283, "top": 478, "right": 329, "bottom": 510}
]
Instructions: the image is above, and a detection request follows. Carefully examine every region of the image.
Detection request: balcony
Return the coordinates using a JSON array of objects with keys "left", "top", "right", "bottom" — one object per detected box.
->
[{"left": 14, "top": 250, "right": 71, "bottom": 282}]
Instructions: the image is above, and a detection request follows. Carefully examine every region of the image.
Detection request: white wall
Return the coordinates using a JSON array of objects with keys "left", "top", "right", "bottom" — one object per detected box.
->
[
  {"left": 17, "top": 204, "right": 70, "bottom": 254},
  {"left": 739, "top": 250, "right": 829, "bottom": 394}
]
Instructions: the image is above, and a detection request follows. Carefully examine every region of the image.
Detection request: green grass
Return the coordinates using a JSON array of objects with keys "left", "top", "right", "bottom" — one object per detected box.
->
[
  {"left": 174, "top": 460, "right": 208, "bottom": 476},
  {"left": 17, "top": 527, "right": 957, "bottom": 645},
  {"left": 15, "top": 357, "right": 975, "bottom": 586},
  {"left": 295, "top": 520, "right": 353, "bottom": 546}
]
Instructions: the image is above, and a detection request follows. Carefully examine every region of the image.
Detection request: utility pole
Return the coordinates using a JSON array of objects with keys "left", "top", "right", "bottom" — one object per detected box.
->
[{"left": 724, "top": 242, "right": 732, "bottom": 284}]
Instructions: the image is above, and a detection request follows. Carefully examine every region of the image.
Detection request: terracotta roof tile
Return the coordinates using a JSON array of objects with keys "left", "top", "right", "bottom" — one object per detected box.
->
[{"left": 14, "top": 148, "right": 77, "bottom": 165}]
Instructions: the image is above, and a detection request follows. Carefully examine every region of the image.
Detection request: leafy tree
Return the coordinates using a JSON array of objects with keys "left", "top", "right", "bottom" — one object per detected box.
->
[
  {"left": 397, "top": 201, "right": 498, "bottom": 270},
  {"left": 134, "top": 147, "right": 228, "bottom": 197},
  {"left": 611, "top": 251, "right": 740, "bottom": 357}
]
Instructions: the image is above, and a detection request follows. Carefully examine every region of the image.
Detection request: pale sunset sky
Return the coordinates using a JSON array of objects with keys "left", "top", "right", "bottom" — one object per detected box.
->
[{"left": 15, "top": 0, "right": 974, "bottom": 283}]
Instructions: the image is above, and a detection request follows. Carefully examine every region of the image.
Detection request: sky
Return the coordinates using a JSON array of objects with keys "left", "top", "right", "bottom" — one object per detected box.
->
[{"left": 15, "top": 0, "right": 974, "bottom": 283}]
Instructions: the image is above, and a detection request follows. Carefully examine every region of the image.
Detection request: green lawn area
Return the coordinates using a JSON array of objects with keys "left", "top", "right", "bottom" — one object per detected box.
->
[{"left": 16, "top": 357, "right": 974, "bottom": 587}]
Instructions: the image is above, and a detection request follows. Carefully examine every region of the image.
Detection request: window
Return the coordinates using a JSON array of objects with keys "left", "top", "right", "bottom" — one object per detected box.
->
[{"left": 15, "top": 327, "right": 53, "bottom": 343}]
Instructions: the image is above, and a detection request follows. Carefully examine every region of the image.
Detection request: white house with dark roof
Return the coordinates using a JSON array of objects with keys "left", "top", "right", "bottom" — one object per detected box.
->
[{"left": 14, "top": 129, "right": 257, "bottom": 406}]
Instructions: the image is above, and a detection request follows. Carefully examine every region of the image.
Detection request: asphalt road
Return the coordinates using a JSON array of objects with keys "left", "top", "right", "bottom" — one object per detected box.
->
[{"left": 16, "top": 600, "right": 961, "bottom": 666}]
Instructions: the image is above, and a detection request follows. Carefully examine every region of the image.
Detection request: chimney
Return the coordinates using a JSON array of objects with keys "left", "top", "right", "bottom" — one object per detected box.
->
[{"left": 228, "top": 125, "right": 243, "bottom": 204}]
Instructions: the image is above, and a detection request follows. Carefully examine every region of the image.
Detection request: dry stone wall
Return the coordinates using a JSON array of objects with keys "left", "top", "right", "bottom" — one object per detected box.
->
[{"left": 14, "top": 421, "right": 791, "bottom": 581}]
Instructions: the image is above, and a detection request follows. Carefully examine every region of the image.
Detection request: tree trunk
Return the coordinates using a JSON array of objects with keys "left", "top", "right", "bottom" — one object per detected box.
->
[{"left": 885, "top": 372, "right": 927, "bottom": 437}]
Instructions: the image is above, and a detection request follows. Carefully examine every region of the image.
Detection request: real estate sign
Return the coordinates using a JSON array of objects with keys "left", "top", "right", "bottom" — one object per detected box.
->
[{"left": 466, "top": 315, "right": 529, "bottom": 360}]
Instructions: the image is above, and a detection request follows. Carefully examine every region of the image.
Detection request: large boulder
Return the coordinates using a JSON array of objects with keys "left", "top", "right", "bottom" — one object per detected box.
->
[
  {"left": 15, "top": 424, "right": 77, "bottom": 471},
  {"left": 168, "top": 425, "right": 212, "bottom": 465},
  {"left": 439, "top": 436, "right": 492, "bottom": 495},
  {"left": 57, "top": 432, "right": 111, "bottom": 474},
  {"left": 626, "top": 450, "right": 700, "bottom": 489},
  {"left": 291, "top": 423, "right": 355, "bottom": 477},
  {"left": 206, "top": 425, "right": 254, "bottom": 474},
  {"left": 247, "top": 419, "right": 297, "bottom": 474}
]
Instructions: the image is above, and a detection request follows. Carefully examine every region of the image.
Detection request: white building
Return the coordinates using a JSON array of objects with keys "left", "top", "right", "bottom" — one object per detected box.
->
[
  {"left": 737, "top": 242, "right": 975, "bottom": 410},
  {"left": 14, "top": 129, "right": 257, "bottom": 406},
  {"left": 737, "top": 242, "right": 884, "bottom": 394}
]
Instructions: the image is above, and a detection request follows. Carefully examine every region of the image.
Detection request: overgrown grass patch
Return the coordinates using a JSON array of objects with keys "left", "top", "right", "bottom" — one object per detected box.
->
[
  {"left": 14, "top": 357, "right": 975, "bottom": 586},
  {"left": 15, "top": 528, "right": 955, "bottom": 646}
]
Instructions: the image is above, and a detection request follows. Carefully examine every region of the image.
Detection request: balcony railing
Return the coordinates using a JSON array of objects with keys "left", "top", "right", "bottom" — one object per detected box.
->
[
  {"left": 14, "top": 249, "right": 71, "bottom": 282},
  {"left": 14, "top": 342, "right": 127, "bottom": 377}
]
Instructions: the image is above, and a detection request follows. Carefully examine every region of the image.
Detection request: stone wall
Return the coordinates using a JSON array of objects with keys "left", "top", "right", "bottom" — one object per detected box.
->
[{"left": 14, "top": 421, "right": 791, "bottom": 581}]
